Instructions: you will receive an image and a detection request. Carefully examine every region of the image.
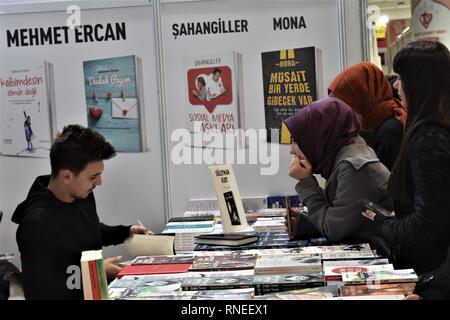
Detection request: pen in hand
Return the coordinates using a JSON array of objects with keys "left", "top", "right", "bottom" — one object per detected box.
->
[{"left": 136, "top": 220, "right": 153, "bottom": 235}]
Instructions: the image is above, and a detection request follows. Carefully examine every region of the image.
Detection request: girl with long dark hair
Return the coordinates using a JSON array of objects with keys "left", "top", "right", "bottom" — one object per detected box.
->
[{"left": 364, "top": 40, "right": 450, "bottom": 274}]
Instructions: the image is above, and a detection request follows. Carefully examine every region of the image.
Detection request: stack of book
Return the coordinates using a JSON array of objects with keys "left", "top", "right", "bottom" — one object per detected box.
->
[{"left": 80, "top": 250, "right": 109, "bottom": 300}]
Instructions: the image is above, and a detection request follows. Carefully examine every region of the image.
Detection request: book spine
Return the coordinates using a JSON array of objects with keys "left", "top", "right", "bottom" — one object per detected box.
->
[
  {"left": 96, "top": 258, "right": 109, "bottom": 300},
  {"left": 182, "top": 284, "right": 253, "bottom": 291},
  {"left": 88, "top": 260, "right": 100, "bottom": 300}
]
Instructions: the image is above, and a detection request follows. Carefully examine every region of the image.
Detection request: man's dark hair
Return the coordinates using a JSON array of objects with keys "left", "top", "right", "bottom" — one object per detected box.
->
[
  {"left": 212, "top": 68, "right": 222, "bottom": 75},
  {"left": 50, "top": 125, "right": 116, "bottom": 178}
]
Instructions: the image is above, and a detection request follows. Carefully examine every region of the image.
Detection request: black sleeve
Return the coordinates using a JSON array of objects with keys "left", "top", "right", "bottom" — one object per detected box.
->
[
  {"left": 370, "top": 118, "right": 403, "bottom": 171},
  {"left": 99, "top": 223, "right": 131, "bottom": 246},
  {"left": 374, "top": 127, "right": 450, "bottom": 246}
]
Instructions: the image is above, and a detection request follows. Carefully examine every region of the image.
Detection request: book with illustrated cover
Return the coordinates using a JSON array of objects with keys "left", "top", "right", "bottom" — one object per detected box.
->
[
  {"left": 254, "top": 254, "right": 322, "bottom": 275},
  {"left": 109, "top": 275, "right": 184, "bottom": 290},
  {"left": 184, "top": 51, "right": 244, "bottom": 148},
  {"left": 189, "top": 253, "right": 257, "bottom": 272},
  {"left": 1, "top": 62, "right": 57, "bottom": 157},
  {"left": 342, "top": 269, "right": 419, "bottom": 285},
  {"left": 83, "top": 55, "right": 146, "bottom": 152},
  {"left": 254, "top": 285, "right": 339, "bottom": 300},
  {"left": 209, "top": 165, "right": 251, "bottom": 233},
  {"left": 131, "top": 255, "right": 194, "bottom": 265},
  {"left": 261, "top": 47, "right": 322, "bottom": 143},
  {"left": 322, "top": 251, "right": 380, "bottom": 261},
  {"left": 341, "top": 283, "right": 416, "bottom": 297},
  {"left": 194, "top": 233, "right": 259, "bottom": 246},
  {"left": 253, "top": 273, "right": 325, "bottom": 295},
  {"left": 192, "top": 288, "right": 254, "bottom": 300},
  {"left": 324, "top": 263, "right": 394, "bottom": 282},
  {"left": 181, "top": 276, "right": 254, "bottom": 291}
]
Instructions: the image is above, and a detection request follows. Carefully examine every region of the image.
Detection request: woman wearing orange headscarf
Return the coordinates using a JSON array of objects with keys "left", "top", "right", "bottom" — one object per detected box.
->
[{"left": 328, "top": 62, "right": 406, "bottom": 170}]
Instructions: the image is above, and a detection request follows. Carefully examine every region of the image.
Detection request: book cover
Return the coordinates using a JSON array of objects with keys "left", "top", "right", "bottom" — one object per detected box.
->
[
  {"left": 193, "top": 288, "right": 254, "bottom": 300},
  {"left": 131, "top": 255, "right": 194, "bottom": 265},
  {"left": 323, "top": 263, "right": 394, "bottom": 282},
  {"left": 341, "top": 283, "right": 416, "bottom": 297},
  {"left": 209, "top": 165, "right": 250, "bottom": 233},
  {"left": 261, "top": 47, "right": 322, "bottom": 143},
  {"left": 255, "top": 285, "right": 340, "bottom": 300},
  {"left": 181, "top": 276, "right": 254, "bottom": 291},
  {"left": 117, "top": 264, "right": 192, "bottom": 278},
  {"left": 342, "top": 269, "right": 419, "bottom": 285},
  {"left": 83, "top": 55, "right": 146, "bottom": 152},
  {"left": 124, "top": 234, "right": 175, "bottom": 257},
  {"left": 189, "top": 253, "right": 257, "bottom": 272},
  {"left": 253, "top": 273, "right": 325, "bottom": 295},
  {"left": 109, "top": 273, "right": 195, "bottom": 289},
  {"left": 254, "top": 254, "right": 322, "bottom": 275},
  {"left": 1, "top": 62, "right": 57, "bottom": 157},
  {"left": 184, "top": 51, "right": 244, "bottom": 148}
]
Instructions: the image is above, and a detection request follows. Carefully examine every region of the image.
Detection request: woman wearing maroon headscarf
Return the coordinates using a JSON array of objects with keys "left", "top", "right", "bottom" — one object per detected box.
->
[
  {"left": 284, "top": 97, "right": 393, "bottom": 246},
  {"left": 328, "top": 62, "right": 406, "bottom": 170}
]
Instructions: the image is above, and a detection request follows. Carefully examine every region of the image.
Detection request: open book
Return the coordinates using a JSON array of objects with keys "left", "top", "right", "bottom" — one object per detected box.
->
[{"left": 124, "top": 234, "right": 175, "bottom": 257}]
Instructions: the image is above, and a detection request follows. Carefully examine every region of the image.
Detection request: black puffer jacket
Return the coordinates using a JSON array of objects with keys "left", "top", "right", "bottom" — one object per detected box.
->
[{"left": 374, "top": 122, "right": 450, "bottom": 274}]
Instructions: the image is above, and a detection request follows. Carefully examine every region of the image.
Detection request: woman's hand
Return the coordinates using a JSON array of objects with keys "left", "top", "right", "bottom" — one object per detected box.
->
[{"left": 289, "top": 156, "right": 313, "bottom": 181}]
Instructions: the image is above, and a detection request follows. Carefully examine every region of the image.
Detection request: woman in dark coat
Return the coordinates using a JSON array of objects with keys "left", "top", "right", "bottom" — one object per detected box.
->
[{"left": 364, "top": 40, "right": 450, "bottom": 275}]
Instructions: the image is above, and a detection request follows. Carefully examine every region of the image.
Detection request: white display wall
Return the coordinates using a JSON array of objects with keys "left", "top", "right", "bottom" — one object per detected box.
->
[
  {"left": 161, "top": 0, "right": 344, "bottom": 217},
  {"left": 0, "top": 4, "right": 166, "bottom": 261},
  {"left": 0, "top": 0, "right": 366, "bottom": 263}
]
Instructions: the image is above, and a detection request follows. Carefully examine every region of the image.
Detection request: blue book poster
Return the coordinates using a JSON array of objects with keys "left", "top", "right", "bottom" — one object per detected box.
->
[{"left": 83, "top": 55, "right": 146, "bottom": 152}]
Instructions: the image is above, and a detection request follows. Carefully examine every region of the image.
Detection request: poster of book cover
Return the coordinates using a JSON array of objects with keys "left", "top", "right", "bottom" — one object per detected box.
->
[
  {"left": 0, "top": 62, "right": 56, "bottom": 157},
  {"left": 261, "top": 47, "right": 322, "bottom": 143},
  {"left": 83, "top": 55, "right": 146, "bottom": 152},
  {"left": 209, "top": 165, "right": 250, "bottom": 233},
  {"left": 185, "top": 52, "right": 243, "bottom": 147}
]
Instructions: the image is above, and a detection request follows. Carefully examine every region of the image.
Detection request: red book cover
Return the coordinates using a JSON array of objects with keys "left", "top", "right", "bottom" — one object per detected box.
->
[
  {"left": 88, "top": 260, "right": 100, "bottom": 300},
  {"left": 117, "top": 264, "right": 192, "bottom": 278}
]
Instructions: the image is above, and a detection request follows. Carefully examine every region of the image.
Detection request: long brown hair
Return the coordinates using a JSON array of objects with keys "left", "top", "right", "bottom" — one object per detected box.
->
[{"left": 388, "top": 40, "right": 450, "bottom": 201}]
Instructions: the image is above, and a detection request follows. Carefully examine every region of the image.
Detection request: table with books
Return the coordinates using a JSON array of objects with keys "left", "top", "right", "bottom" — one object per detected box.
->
[{"left": 106, "top": 208, "right": 419, "bottom": 300}]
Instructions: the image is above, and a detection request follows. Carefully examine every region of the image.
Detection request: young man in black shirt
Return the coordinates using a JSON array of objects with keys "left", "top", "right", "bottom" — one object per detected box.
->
[{"left": 12, "top": 125, "right": 149, "bottom": 300}]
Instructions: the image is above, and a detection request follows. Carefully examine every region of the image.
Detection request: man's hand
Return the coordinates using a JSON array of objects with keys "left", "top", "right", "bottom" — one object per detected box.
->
[
  {"left": 289, "top": 156, "right": 313, "bottom": 181},
  {"left": 104, "top": 256, "right": 123, "bottom": 279},
  {"left": 130, "top": 225, "right": 152, "bottom": 236}
]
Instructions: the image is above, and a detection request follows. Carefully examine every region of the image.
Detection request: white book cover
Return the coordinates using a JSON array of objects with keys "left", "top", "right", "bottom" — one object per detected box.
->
[
  {"left": 209, "top": 165, "right": 249, "bottom": 233},
  {"left": 342, "top": 269, "right": 419, "bottom": 285},
  {"left": 184, "top": 52, "right": 244, "bottom": 148},
  {"left": 324, "top": 264, "right": 394, "bottom": 281},
  {"left": 255, "top": 254, "right": 322, "bottom": 274},
  {"left": 321, "top": 251, "right": 379, "bottom": 260},
  {"left": 1, "top": 62, "right": 56, "bottom": 157},
  {"left": 322, "top": 258, "right": 390, "bottom": 268},
  {"left": 296, "top": 244, "right": 373, "bottom": 254}
]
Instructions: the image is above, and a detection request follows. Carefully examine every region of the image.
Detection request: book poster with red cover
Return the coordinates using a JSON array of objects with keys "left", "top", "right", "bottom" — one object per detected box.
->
[{"left": 184, "top": 52, "right": 243, "bottom": 140}]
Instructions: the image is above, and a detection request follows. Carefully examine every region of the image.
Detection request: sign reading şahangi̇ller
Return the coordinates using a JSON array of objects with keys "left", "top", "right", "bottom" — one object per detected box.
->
[{"left": 261, "top": 47, "right": 320, "bottom": 143}]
